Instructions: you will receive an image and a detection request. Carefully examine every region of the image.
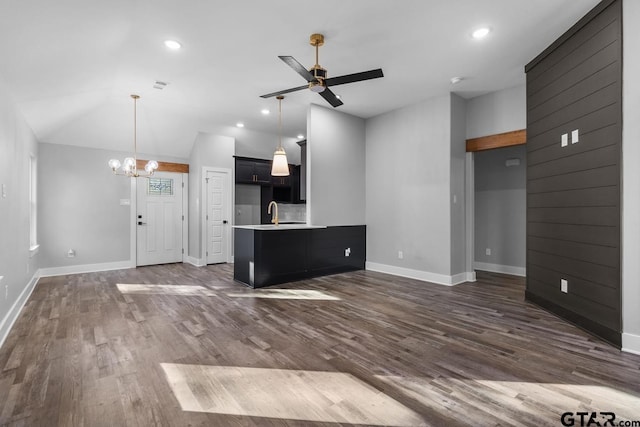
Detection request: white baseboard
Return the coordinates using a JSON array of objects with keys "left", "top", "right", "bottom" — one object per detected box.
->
[
  {"left": 474, "top": 262, "right": 526, "bottom": 277},
  {"left": 185, "top": 256, "right": 206, "bottom": 267},
  {"left": 0, "top": 272, "right": 40, "bottom": 350},
  {"left": 38, "top": 260, "right": 134, "bottom": 277},
  {"left": 622, "top": 332, "right": 640, "bottom": 355},
  {"left": 366, "top": 262, "right": 475, "bottom": 286},
  {"left": 185, "top": 256, "right": 234, "bottom": 267},
  {"left": 453, "top": 271, "right": 476, "bottom": 284}
]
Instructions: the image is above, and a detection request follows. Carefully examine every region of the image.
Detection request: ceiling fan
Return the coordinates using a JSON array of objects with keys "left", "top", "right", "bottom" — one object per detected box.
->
[{"left": 260, "top": 33, "right": 384, "bottom": 107}]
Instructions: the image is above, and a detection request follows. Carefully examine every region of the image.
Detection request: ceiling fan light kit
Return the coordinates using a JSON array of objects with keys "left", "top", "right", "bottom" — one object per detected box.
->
[{"left": 260, "top": 33, "right": 384, "bottom": 108}]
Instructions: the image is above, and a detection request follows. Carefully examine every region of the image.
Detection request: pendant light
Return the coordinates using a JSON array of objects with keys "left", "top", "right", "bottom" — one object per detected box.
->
[
  {"left": 108, "top": 94, "right": 158, "bottom": 177},
  {"left": 271, "top": 95, "right": 290, "bottom": 176}
]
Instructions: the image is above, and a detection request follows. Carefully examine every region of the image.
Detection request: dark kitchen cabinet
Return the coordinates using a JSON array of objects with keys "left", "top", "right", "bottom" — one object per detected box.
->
[
  {"left": 235, "top": 156, "right": 302, "bottom": 224},
  {"left": 524, "top": 0, "right": 622, "bottom": 347},
  {"left": 271, "top": 171, "right": 291, "bottom": 187},
  {"left": 234, "top": 225, "right": 366, "bottom": 288},
  {"left": 235, "top": 157, "right": 271, "bottom": 184}
]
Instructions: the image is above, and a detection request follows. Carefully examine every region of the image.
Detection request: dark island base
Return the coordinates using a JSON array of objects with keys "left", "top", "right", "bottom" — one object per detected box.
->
[{"left": 234, "top": 225, "right": 366, "bottom": 288}]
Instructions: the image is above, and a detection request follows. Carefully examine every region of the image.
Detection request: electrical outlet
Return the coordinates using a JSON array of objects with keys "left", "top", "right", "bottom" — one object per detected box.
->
[
  {"left": 344, "top": 248, "right": 351, "bottom": 257},
  {"left": 67, "top": 249, "right": 76, "bottom": 258},
  {"left": 485, "top": 248, "right": 491, "bottom": 256},
  {"left": 561, "top": 279, "right": 568, "bottom": 293},
  {"left": 398, "top": 251, "right": 404, "bottom": 259}
]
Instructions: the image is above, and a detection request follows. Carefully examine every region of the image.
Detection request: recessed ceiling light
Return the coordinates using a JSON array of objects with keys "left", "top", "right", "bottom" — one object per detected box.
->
[
  {"left": 297, "top": 134, "right": 304, "bottom": 139},
  {"left": 164, "top": 40, "right": 182, "bottom": 50},
  {"left": 261, "top": 109, "right": 270, "bottom": 115},
  {"left": 472, "top": 27, "right": 491, "bottom": 40},
  {"left": 236, "top": 122, "right": 245, "bottom": 128}
]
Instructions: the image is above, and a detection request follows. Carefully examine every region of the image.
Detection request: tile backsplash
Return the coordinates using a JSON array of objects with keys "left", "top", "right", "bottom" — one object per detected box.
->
[{"left": 278, "top": 203, "right": 306, "bottom": 223}]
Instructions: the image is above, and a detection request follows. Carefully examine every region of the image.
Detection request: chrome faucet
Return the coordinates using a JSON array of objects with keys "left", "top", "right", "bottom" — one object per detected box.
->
[{"left": 267, "top": 201, "right": 279, "bottom": 225}]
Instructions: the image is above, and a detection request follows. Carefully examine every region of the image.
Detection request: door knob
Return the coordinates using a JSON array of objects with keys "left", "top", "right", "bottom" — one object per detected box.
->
[
  {"left": 223, "top": 220, "right": 228, "bottom": 224},
  {"left": 138, "top": 221, "right": 147, "bottom": 225}
]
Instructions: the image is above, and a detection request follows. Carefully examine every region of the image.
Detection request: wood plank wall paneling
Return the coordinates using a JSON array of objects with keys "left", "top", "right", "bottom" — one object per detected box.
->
[
  {"left": 465, "top": 129, "right": 526, "bottom": 152},
  {"left": 137, "top": 159, "right": 189, "bottom": 173},
  {"left": 524, "top": 0, "right": 622, "bottom": 346}
]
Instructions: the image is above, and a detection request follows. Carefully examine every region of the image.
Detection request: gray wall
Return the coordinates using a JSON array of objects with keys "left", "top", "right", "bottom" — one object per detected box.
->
[
  {"left": 187, "top": 132, "right": 234, "bottom": 259},
  {"left": 307, "top": 104, "right": 366, "bottom": 226},
  {"left": 467, "top": 84, "right": 527, "bottom": 274},
  {"left": 0, "top": 79, "right": 40, "bottom": 342},
  {"left": 622, "top": 0, "right": 640, "bottom": 350},
  {"left": 450, "top": 94, "right": 467, "bottom": 276},
  {"left": 39, "top": 143, "right": 131, "bottom": 267},
  {"left": 474, "top": 145, "right": 526, "bottom": 269},
  {"left": 466, "top": 85, "right": 526, "bottom": 139},
  {"left": 38, "top": 143, "right": 187, "bottom": 268},
  {"left": 366, "top": 95, "right": 452, "bottom": 276}
]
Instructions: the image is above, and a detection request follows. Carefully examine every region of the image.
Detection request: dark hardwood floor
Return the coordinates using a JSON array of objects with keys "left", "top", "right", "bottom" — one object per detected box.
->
[{"left": 0, "top": 265, "right": 639, "bottom": 426}]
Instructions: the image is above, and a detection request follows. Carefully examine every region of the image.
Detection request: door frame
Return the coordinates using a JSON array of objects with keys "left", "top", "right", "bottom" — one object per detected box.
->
[
  {"left": 128, "top": 173, "right": 189, "bottom": 267},
  {"left": 201, "top": 166, "right": 233, "bottom": 264}
]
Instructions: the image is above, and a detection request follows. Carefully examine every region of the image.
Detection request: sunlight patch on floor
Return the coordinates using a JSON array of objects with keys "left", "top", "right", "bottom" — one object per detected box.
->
[
  {"left": 375, "top": 375, "right": 640, "bottom": 424},
  {"left": 161, "top": 364, "right": 424, "bottom": 425},
  {"left": 226, "top": 289, "right": 341, "bottom": 300},
  {"left": 116, "top": 284, "right": 218, "bottom": 296}
]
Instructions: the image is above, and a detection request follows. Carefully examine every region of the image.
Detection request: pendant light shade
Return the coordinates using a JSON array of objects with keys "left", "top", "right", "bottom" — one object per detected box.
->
[
  {"left": 271, "top": 147, "right": 289, "bottom": 176},
  {"left": 271, "top": 95, "right": 290, "bottom": 176}
]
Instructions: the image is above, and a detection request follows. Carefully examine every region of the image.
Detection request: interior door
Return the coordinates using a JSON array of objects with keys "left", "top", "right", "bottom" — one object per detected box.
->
[
  {"left": 206, "top": 170, "right": 229, "bottom": 264},
  {"left": 137, "top": 172, "right": 183, "bottom": 266}
]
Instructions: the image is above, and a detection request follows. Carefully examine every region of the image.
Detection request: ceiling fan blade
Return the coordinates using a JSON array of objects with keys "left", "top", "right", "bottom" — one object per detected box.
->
[
  {"left": 260, "top": 85, "right": 308, "bottom": 98},
  {"left": 319, "top": 87, "right": 344, "bottom": 108},
  {"left": 325, "top": 69, "right": 384, "bottom": 87},
  {"left": 279, "top": 56, "right": 316, "bottom": 82}
]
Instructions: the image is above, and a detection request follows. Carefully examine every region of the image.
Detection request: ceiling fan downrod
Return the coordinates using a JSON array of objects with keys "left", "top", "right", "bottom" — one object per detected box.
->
[{"left": 309, "top": 33, "right": 327, "bottom": 92}]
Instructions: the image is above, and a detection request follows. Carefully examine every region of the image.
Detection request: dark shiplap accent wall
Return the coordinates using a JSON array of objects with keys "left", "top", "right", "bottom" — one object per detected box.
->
[{"left": 525, "top": 0, "right": 622, "bottom": 346}]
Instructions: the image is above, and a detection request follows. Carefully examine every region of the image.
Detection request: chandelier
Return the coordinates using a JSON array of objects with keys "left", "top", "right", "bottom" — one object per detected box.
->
[
  {"left": 271, "top": 95, "right": 290, "bottom": 176},
  {"left": 108, "top": 94, "right": 158, "bottom": 177}
]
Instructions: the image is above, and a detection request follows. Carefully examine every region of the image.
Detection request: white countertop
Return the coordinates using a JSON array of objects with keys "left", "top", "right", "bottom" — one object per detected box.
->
[{"left": 232, "top": 224, "right": 327, "bottom": 231}]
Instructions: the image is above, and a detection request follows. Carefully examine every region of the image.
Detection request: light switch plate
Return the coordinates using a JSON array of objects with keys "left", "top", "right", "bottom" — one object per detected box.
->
[
  {"left": 561, "top": 278, "right": 568, "bottom": 293},
  {"left": 571, "top": 129, "right": 579, "bottom": 144},
  {"left": 561, "top": 133, "right": 568, "bottom": 147},
  {"left": 1, "top": 183, "right": 6, "bottom": 198}
]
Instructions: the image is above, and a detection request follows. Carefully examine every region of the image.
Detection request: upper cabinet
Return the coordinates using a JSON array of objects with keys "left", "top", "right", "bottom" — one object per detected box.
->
[
  {"left": 235, "top": 157, "right": 272, "bottom": 184},
  {"left": 235, "top": 156, "right": 303, "bottom": 204}
]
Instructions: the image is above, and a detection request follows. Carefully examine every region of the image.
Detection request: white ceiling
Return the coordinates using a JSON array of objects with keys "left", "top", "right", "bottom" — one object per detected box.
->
[{"left": 0, "top": 0, "right": 601, "bottom": 159}]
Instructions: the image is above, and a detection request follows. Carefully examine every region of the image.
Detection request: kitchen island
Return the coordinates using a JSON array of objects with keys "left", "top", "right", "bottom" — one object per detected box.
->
[{"left": 233, "top": 224, "right": 366, "bottom": 288}]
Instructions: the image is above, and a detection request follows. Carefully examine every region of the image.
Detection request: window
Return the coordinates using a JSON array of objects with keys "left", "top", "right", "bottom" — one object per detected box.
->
[
  {"left": 29, "top": 154, "right": 38, "bottom": 255},
  {"left": 148, "top": 177, "right": 173, "bottom": 196}
]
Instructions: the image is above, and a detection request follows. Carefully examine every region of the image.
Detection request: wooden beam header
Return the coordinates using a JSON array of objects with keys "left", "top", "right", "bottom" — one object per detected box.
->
[
  {"left": 466, "top": 129, "right": 526, "bottom": 152},
  {"left": 137, "top": 160, "right": 189, "bottom": 173}
]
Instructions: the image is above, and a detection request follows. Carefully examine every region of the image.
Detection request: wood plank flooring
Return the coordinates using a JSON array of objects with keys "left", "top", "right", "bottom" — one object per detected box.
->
[{"left": 1, "top": 265, "right": 639, "bottom": 426}]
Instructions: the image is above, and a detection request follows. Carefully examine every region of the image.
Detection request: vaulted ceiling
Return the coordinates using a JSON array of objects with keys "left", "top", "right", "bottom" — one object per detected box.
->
[{"left": 0, "top": 0, "right": 601, "bottom": 158}]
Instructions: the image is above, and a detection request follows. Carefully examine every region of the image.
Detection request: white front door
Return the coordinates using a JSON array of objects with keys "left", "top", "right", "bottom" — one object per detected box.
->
[
  {"left": 137, "top": 172, "right": 184, "bottom": 266},
  {"left": 206, "top": 170, "right": 229, "bottom": 264}
]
